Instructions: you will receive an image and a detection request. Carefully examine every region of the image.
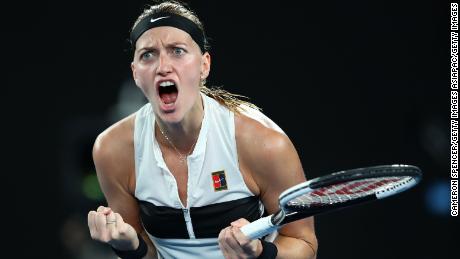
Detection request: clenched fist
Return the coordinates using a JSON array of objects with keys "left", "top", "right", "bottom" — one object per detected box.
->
[
  {"left": 218, "top": 218, "right": 263, "bottom": 259},
  {"left": 87, "top": 206, "right": 140, "bottom": 251}
]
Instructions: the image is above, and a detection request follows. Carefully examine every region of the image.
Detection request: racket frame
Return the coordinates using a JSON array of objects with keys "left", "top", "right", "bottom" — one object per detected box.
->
[{"left": 241, "top": 164, "right": 422, "bottom": 239}]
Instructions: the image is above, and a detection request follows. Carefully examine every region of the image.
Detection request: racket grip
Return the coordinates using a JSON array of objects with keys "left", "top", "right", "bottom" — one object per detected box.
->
[{"left": 240, "top": 215, "right": 279, "bottom": 240}]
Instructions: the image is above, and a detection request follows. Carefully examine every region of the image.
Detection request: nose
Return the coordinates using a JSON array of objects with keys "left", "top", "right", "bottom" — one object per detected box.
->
[{"left": 157, "top": 52, "right": 172, "bottom": 76}]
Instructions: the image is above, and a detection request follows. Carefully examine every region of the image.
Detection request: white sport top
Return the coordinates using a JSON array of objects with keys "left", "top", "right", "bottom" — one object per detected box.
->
[{"left": 133, "top": 93, "right": 283, "bottom": 258}]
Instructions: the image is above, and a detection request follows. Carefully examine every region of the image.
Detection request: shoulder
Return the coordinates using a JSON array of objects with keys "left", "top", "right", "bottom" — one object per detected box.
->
[
  {"left": 235, "top": 112, "right": 291, "bottom": 160},
  {"left": 94, "top": 102, "right": 150, "bottom": 154},
  {"left": 235, "top": 112, "right": 306, "bottom": 208},
  {"left": 93, "top": 114, "right": 135, "bottom": 159},
  {"left": 238, "top": 105, "right": 285, "bottom": 134},
  {"left": 93, "top": 113, "right": 136, "bottom": 188},
  {"left": 235, "top": 112, "right": 302, "bottom": 181}
]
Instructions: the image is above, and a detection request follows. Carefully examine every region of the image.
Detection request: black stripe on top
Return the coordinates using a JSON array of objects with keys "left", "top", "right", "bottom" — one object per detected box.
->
[{"left": 139, "top": 196, "right": 261, "bottom": 239}]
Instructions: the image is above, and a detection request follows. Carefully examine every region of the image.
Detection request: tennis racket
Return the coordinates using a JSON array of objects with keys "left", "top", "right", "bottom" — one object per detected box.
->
[{"left": 240, "top": 164, "right": 422, "bottom": 240}]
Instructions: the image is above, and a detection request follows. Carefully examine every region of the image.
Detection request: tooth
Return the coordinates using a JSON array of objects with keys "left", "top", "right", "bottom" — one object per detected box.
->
[{"left": 160, "top": 81, "right": 175, "bottom": 87}]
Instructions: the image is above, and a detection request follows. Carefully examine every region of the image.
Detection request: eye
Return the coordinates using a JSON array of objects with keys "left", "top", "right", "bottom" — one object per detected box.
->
[
  {"left": 140, "top": 51, "right": 155, "bottom": 61},
  {"left": 172, "top": 47, "right": 186, "bottom": 56}
]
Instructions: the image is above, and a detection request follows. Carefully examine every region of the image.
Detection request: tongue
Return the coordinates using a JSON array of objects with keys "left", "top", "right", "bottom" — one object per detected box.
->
[{"left": 160, "top": 92, "right": 178, "bottom": 104}]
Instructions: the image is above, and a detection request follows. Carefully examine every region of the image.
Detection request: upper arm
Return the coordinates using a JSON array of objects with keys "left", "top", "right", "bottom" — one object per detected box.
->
[
  {"left": 92, "top": 117, "right": 144, "bottom": 233},
  {"left": 236, "top": 114, "right": 317, "bottom": 248}
]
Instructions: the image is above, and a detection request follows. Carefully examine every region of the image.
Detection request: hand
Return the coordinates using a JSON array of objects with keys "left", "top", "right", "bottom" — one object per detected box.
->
[
  {"left": 218, "top": 218, "right": 263, "bottom": 259},
  {"left": 87, "top": 206, "right": 139, "bottom": 251}
]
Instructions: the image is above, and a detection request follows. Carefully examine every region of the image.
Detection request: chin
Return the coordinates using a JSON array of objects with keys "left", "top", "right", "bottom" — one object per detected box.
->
[{"left": 156, "top": 108, "right": 184, "bottom": 124}]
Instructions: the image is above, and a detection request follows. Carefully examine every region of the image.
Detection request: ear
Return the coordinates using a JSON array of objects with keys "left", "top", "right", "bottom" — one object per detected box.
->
[
  {"left": 131, "top": 62, "right": 141, "bottom": 87},
  {"left": 200, "top": 52, "right": 211, "bottom": 80}
]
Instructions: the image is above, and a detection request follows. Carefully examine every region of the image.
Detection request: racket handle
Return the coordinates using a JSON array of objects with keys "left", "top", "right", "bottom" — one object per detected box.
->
[{"left": 240, "top": 215, "right": 280, "bottom": 240}]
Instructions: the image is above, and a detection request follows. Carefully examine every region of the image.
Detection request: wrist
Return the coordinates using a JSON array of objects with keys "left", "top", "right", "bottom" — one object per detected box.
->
[
  {"left": 110, "top": 235, "right": 140, "bottom": 251},
  {"left": 111, "top": 233, "right": 147, "bottom": 259},
  {"left": 256, "top": 239, "right": 278, "bottom": 259}
]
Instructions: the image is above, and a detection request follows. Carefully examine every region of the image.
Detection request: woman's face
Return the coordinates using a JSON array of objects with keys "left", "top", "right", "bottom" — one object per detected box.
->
[{"left": 131, "top": 26, "right": 210, "bottom": 123}]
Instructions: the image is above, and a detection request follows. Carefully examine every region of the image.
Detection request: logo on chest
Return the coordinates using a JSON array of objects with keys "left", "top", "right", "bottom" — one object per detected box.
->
[{"left": 212, "top": 170, "right": 228, "bottom": 191}]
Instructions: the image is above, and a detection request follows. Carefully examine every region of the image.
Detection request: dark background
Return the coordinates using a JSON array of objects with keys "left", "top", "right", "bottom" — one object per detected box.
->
[{"left": 5, "top": 0, "right": 455, "bottom": 258}]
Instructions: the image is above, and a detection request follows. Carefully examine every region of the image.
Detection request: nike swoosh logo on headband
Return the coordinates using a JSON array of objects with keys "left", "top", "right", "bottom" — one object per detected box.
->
[{"left": 150, "top": 16, "right": 169, "bottom": 23}]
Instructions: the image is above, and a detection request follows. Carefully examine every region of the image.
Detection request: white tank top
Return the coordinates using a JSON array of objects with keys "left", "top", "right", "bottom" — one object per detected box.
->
[{"left": 133, "top": 93, "right": 283, "bottom": 258}]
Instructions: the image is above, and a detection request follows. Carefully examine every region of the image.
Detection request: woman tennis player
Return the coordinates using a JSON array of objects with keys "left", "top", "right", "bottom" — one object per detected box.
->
[{"left": 87, "top": 1, "right": 318, "bottom": 258}]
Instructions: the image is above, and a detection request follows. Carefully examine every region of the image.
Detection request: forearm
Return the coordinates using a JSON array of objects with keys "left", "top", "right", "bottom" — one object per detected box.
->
[{"left": 274, "top": 234, "right": 317, "bottom": 259}]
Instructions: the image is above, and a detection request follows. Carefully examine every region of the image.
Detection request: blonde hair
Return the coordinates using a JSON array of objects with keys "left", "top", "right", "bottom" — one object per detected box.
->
[{"left": 200, "top": 86, "right": 260, "bottom": 113}]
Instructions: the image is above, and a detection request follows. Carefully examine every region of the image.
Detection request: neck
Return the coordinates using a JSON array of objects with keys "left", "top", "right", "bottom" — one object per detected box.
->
[{"left": 155, "top": 95, "right": 204, "bottom": 152}]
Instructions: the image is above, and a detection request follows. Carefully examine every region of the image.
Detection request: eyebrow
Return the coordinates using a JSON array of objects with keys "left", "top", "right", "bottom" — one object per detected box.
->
[
  {"left": 136, "top": 41, "right": 189, "bottom": 53},
  {"left": 166, "top": 41, "right": 189, "bottom": 47}
]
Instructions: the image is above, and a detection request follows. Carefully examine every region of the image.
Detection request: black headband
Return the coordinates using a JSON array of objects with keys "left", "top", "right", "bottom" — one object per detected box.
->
[{"left": 130, "top": 12, "right": 206, "bottom": 53}]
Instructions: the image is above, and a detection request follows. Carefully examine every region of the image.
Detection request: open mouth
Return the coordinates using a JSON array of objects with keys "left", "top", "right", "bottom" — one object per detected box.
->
[{"left": 158, "top": 81, "right": 178, "bottom": 104}]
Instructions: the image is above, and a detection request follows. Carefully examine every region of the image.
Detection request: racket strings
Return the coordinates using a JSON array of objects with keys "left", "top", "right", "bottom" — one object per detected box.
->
[{"left": 287, "top": 176, "right": 413, "bottom": 208}]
